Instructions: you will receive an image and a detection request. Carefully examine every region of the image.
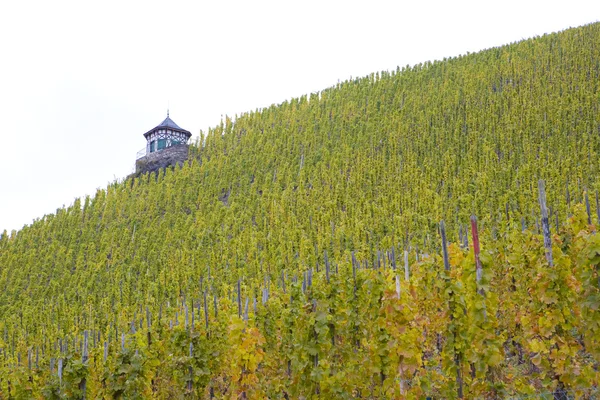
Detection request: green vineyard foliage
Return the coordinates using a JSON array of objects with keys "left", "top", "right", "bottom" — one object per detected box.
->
[{"left": 1, "top": 22, "right": 600, "bottom": 398}]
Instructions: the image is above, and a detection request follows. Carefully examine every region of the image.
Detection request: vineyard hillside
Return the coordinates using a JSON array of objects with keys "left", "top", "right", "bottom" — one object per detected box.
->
[{"left": 1, "top": 23, "right": 600, "bottom": 398}]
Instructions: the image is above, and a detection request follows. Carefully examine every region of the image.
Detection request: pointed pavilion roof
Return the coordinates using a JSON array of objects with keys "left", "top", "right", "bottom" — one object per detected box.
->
[
  {"left": 143, "top": 112, "right": 191, "bottom": 139},
  {"left": 157, "top": 115, "right": 183, "bottom": 130}
]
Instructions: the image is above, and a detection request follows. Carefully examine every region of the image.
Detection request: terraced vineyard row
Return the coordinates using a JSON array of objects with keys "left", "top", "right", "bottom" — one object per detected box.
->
[{"left": 1, "top": 202, "right": 599, "bottom": 398}]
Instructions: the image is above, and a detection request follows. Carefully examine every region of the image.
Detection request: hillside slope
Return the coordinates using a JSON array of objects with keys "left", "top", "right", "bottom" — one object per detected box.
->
[{"left": 1, "top": 23, "right": 600, "bottom": 397}]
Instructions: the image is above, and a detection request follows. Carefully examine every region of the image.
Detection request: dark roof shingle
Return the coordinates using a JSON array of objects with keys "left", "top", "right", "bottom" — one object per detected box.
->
[
  {"left": 156, "top": 116, "right": 183, "bottom": 130},
  {"left": 143, "top": 113, "right": 191, "bottom": 139}
]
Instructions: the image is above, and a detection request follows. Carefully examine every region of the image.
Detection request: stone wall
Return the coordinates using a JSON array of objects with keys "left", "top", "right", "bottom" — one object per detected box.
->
[{"left": 135, "top": 144, "right": 189, "bottom": 174}]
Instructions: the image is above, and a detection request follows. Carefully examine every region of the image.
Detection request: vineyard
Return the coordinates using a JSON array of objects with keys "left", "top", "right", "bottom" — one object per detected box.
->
[{"left": 1, "top": 22, "right": 600, "bottom": 398}]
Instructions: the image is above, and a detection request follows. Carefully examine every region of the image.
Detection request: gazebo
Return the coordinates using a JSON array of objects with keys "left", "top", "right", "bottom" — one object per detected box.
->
[
  {"left": 135, "top": 112, "right": 192, "bottom": 174},
  {"left": 143, "top": 112, "right": 191, "bottom": 154}
]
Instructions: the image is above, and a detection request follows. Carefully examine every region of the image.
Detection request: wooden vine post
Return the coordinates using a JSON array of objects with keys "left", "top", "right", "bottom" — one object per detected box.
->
[
  {"left": 470, "top": 215, "right": 484, "bottom": 298},
  {"left": 324, "top": 251, "right": 330, "bottom": 283},
  {"left": 585, "top": 190, "right": 592, "bottom": 225},
  {"left": 237, "top": 280, "right": 242, "bottom": 318},
  {"left": 596, "top": 191, "right": 600, "bottom": 224},
  {"left": 80, "top": 330, "right": 88, "bottom": 397},
  {"left": 203, "top": 290, "right": 209, "bottom": 334},
  {"left": 440, "top": 221, "right": 463, "bottom": 399},
  {"left": 187, "top": 342, "right": 193, "bottom": 393},
  {"left": 538, "top": 180, "right": 554, "bottom": 267},
  {"left": 404, "top": 250, "right": 410, "bottom": 281}
]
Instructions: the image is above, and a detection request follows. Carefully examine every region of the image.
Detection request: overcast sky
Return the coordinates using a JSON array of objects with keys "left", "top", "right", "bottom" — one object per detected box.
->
[{"left": 1, "top": 0, "right": 598, "bottom": 233}]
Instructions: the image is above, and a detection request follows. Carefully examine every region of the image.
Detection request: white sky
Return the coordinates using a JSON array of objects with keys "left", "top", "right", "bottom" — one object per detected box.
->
[{"left": 0, "top": 0, "right": 598, "bottom": 233}]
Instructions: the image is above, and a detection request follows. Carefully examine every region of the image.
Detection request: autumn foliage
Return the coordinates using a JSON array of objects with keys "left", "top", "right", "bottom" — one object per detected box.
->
[{"left": 1, "top": 23, "right": 600, "bottom": 398}]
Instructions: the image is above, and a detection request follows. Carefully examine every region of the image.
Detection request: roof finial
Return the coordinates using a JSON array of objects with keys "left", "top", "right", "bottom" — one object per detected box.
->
[{"left": 167, "top": 100, "right": 170, "bottom": 118}]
